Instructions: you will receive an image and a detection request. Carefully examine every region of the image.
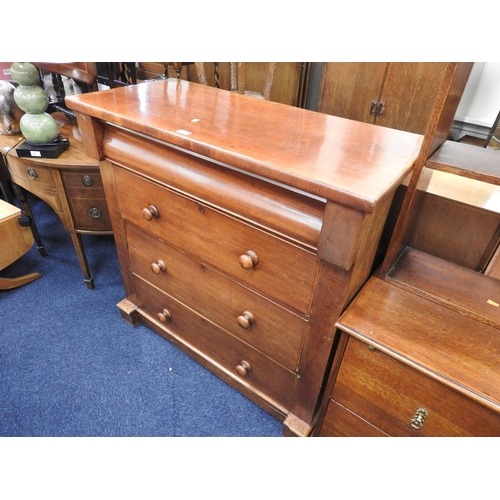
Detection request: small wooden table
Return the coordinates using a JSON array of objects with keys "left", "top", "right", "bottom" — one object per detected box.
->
[
  {"left": 2, "top": 113, "right": 113, "bottom": 289},
  {"left": 0, "top": 198, "right": 41, "bottom": 290}
]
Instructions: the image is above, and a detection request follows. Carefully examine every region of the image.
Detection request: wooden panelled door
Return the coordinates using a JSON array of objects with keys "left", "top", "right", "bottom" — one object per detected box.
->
[{"left": 317, "top": 62, "right": 449, "bottom": 135}]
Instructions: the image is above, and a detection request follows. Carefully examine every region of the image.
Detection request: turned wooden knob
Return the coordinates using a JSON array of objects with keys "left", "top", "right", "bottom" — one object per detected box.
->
[
  {"left": 235, "top": 360, "right": 251, "bottom": 377},
  {"left": 239, "top": 250, "right": 259, "bottom": 270},
  {"left": 151, "top": 260, "right": 166, "bottom": 274},
  {"left": 142, "top": 205, "right": 160, "bottom": 221},
  {"left": 157, "top": 308, "right": 172, "bottom": 323},
  {"left": 237, "top": 311, "right": 255, "bottom": 329}
]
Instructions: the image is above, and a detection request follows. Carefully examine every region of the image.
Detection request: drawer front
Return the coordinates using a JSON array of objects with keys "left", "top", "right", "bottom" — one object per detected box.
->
[
  {"left": 68, "top": 197, "right": 112, "bottom": 231},
  {"left": 62, "top": 171, "right": 105, "bottom": 191},
  {"left": 319, "top": 400, "right": 387, "bottom": 437},
  {"left": 133, "top": 275, "right": 297, "bottom": 410},
  {"left": 8, "top": 157, "right": 56, "bottom": 192},
  {"left": 127, "top": 223, "right": 307, "bottom": 371},
  {"left": 332, "top": 337, "right": 500, "bottom": 436},
  {"left": 115, "top": 167, "right": 319, "bottom": 314}
]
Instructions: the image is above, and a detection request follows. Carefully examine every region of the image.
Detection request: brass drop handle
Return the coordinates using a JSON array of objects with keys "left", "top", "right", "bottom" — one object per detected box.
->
[
  {"left": 237, "top": 311, "right": 255, "bottom": 329},
  {"left": 142, "top": 205, "right": 160, "bottom": 221},
  {"left": 81, "top": 175, "right": 94, "bottom": 186},
  {"left": 235, "top": 360, "right": 251, "bottom": 377},
  {"left": 26, "top": 167, "right": 37, "bottom": 180},
  {"left": 157, "top": 308, "right": 172, "bottom": 323},
  {"left": 151, "top": 260, "right": 166, "bottom": 275},
  {"left": 410, "top": 407, "right": 428, "bottom": 430},
  {"left": 239, "top": 250, "right": 259, "bottom": 270},
  {"left": 89, "top": 207, "right": 102, "bottom": 219}
]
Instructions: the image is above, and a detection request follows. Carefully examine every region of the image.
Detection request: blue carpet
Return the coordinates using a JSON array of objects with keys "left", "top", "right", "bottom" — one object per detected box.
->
[{"left": 0, "top": 194, "right": 282, "bottom": 437}]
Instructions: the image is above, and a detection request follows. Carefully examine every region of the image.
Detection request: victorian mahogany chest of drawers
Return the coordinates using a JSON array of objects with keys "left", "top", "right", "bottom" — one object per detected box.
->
[{"left": 66, "top": 80, "right": 422, "bottom": 435}]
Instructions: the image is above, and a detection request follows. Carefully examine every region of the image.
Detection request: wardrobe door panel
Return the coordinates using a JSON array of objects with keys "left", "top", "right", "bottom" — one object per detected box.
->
[
  {"left": 317, "top": 62, "right": 387, "bottom": 123},
  {"left": 376, "top": 62, "right": 449, "bottom": 134}
]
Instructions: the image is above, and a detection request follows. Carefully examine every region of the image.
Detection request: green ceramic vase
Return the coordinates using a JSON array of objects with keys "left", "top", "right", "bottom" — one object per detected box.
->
[
  {"left": 10, "top": 62, "right": 59, "bottom": 145},
  {"left": 10, "top": 62, "right": 40, "bottom": 86},
  {"left": 19, "top": 113, "right": 60, "bottom": 144}
]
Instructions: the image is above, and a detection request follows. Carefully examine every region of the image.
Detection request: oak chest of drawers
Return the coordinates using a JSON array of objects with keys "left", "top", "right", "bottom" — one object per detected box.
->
[
  {"left": 316, "top": 254, "right": 500, "bottom": 437},
  {"left": 66, "top": 79, "right": 422, "bottom": 435}
]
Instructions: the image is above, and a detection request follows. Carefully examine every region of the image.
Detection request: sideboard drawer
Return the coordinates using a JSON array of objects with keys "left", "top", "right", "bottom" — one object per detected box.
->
[
  {"left": 332, "top": 338, "right": 500, "bottom": 436},
  {"left": 62, "top": 171, "right": 105, "bottom": 191},
  {"left": 133, "top": 275, "right": 297, "bottom": 410},
  {"left": 116, "top": 167, "right": 320, "bottom": 314},
  {"left": 68, "top": 197, "right": 111, "bottom": 231},
  {"left": 127, "top": 223, "right": 307, "bottom": 371},
  {"left": 8, "top": 157, "right": 55, "bottom": 189}
]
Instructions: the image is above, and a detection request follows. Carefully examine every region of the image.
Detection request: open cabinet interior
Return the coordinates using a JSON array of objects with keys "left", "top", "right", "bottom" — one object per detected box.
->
[{"left": 314, "top": 62, "right": 500, "bottom": 437}]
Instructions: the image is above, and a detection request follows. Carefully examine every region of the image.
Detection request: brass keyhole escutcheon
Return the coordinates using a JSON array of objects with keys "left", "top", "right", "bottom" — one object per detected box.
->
[{"left": 410, "top": 407, "right": 428, "bottom": 430}]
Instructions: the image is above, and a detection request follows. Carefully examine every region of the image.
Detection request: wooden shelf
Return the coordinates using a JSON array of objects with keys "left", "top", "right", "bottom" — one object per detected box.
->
[
  {"left": 426, "top": 140, "right": 500, "bottom": 185},
  {"left": 387, "top": 246, "right": 500, "bottom": 330}
]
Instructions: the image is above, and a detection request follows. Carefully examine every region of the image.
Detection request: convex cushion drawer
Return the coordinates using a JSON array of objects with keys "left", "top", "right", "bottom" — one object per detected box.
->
[{"left": 115, "top": 166, "right": 320, "bottom": 315}]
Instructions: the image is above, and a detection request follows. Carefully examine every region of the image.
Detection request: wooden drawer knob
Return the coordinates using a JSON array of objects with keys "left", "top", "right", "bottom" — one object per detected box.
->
[
  {"left": 239, "top": 250, "right": 259, "bottom": 270},
  {"left": 142, "top": 205, "right": 160, "bottom": 221},
  {"left": 237, "top": 311, "right": 255, "bottom": 329},
  {"left": 151, "top": 259, "right": 166, "bottom": 274},
  {"left": 157, "top": 308, "right": 172, "bottom": 323},
  {"left": 235, "top": 360, "right": 251, "bottom": 377}
]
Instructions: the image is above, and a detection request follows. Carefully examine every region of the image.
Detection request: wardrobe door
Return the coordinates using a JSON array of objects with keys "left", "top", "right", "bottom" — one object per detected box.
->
[
  {"left": 317, "top": 62, "right": 387, "bottom": 123},
  {"left": 376, "top": 62, "right": 449, "bottom": 134}
]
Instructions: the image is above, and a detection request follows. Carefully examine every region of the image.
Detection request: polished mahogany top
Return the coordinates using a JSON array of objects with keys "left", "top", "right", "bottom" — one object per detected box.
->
[{"left": 66, "top": 79, "right": 423, "bottom": 213}]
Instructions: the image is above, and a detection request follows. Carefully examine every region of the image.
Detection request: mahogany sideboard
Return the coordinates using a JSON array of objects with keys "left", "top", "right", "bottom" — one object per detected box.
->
[
  {"left": 66, "top": 79, "right": 423, "bottom": 435},
  {"left": 2, "top": 113, "right": 112, "bottom": 289}
]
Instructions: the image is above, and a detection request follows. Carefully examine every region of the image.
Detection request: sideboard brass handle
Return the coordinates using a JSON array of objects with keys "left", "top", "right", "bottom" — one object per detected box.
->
[
  {"left": 26, "top": 167, "right": 37, "bottom": 180},
  {"left": 89, "top": 207, "right": 102, "bottom": 219},
  {"left": 81, "top": 175, "right": 94, "bottom": 186},
  {"left": 410, "top": 407, "right": 428, "bottom": 430}
]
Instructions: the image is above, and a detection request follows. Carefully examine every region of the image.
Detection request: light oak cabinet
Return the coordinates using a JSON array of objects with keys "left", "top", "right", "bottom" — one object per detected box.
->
[
  {"left": 317, "top": 62, "right": 449, "bottom": 134},
  {"left": 313, "top": 63, "right": 500, "bottom": 437},
  {"left": 66, "top": 79, "right": 423, "bottom": 436}
]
